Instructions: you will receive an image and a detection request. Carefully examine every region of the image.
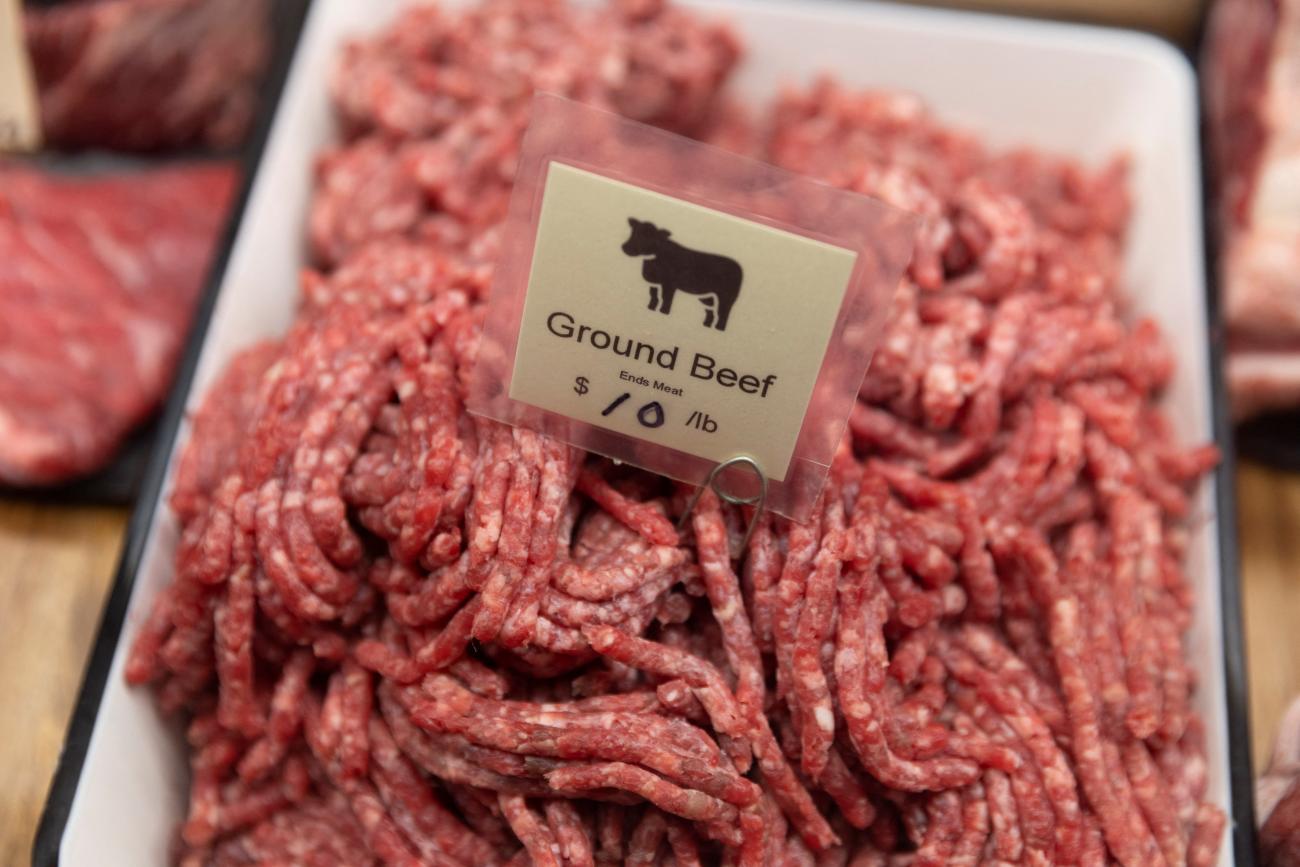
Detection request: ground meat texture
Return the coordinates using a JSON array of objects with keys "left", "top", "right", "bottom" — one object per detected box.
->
[
  {"left": 127, "top": 0, "right": 1226, "bottom": 863},
  {"left": 0, "top": 161, "right": 237, "bottom": 485},
  {"left": 24, "top": 0, "right": 271, "bottom": 151}
]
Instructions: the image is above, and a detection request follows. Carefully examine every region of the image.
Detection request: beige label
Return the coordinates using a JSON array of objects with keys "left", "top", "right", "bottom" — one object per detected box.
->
[
  {"left": 509, "top": 163, "right": 858, "bottom": 482},
  {"left": 0, "top": 0, "right": 40, "bottom": 152}
]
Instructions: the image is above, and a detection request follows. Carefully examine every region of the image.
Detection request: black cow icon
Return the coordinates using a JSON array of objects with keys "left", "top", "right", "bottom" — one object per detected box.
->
[{"left": 621, "top": 217, "right": 742, "bottom": 332}]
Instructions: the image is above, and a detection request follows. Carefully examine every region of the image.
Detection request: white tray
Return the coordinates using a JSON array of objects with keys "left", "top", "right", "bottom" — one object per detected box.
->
[{"left": 36, "top": 1, "right": 1250, "bottom": 864}]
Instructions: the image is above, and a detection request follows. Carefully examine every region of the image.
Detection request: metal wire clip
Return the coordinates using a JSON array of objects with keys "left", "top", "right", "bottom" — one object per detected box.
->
[{"left": 678, "top": 455, "right": 769, "bottom": 555}]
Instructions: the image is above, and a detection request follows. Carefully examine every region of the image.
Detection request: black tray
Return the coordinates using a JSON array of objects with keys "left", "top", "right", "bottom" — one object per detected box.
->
[
  {"left": 1239, "top": 411, "right": 1300, "bottom": 472},
  {"left": 6, "top": 0, "right": 276, "bottom": 505}
]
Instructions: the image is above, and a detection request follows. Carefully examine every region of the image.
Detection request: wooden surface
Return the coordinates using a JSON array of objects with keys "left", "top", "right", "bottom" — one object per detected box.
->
[
  {"left": 1239, "top": 461, "right": 1300, "bottom": 769},
  {"left": 0, "top": 501, "right": 127, "bottom": 867},
  {"left": 897, "top": 0, "right": 1205, "bottom": 41},
  {"left": 0, "top": 461, "right": 1296, "bottom": 861}
]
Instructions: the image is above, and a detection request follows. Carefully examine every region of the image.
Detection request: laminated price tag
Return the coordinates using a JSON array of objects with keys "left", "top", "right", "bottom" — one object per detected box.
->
[
  {"left": 470, "top": 94, "right": 916, "bottom": 520},
  {"left": 0, "top": 0, "right": 41, "bottom": 152}
]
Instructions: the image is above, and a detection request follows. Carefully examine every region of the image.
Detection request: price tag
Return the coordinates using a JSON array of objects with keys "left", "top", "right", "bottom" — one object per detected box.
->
[
  {"left": 0, "top": 0, "right": 40, "bottom": 152},
  {"left": 512, "top": 161, "right": 861, "bottom": 483},
  {"left": 470, "top": 95, "right": 916, "bottom": 521}
]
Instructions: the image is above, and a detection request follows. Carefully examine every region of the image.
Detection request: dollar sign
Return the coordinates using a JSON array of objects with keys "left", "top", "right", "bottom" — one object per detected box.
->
[{"left": 573, "top": 376, "right": 589, "bottom": 396}]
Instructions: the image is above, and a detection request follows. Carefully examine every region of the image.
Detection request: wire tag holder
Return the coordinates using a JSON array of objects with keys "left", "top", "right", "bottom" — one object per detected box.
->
[{"left": 678, "top": 454, "right": 769, "bottom": 555}]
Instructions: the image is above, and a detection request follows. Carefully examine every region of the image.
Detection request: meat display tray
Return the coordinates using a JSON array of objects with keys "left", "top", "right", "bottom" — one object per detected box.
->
[{"left": 34, "top": 1, "right": 1254, "bottom": 864}]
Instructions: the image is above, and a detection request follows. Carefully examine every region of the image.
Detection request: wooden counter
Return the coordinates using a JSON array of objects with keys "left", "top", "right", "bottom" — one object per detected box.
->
[{"left": 0, "top": 501, "right": 127, "bottom": 866}]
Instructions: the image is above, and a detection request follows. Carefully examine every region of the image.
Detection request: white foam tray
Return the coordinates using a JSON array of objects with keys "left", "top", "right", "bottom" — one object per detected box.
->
[{"left": 50, "top": 1, "right": 1238, "bottom": 864}]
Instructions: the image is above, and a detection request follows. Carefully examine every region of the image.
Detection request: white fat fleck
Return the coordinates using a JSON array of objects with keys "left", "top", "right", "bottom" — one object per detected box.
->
[
  {"left": 814, "top": 706, "right": 835, "bottom": 732},
  {"left": 927, "top": 363, "right": 958, "bottom": 394},
  {"left": 1045, "top": 768, "right": 1072, "bottom": 788},
  {"left": 599, "top": 53, "right": 626, "bottom": 84},
  {"left": 715, "top": 598, "right": 737, "bottom": 620},
  {"left": 397, "top": 380, "right": 417, "bottom": 399},
  {"left": 283, "top": 492, "right": 305, "bottom": 508}
]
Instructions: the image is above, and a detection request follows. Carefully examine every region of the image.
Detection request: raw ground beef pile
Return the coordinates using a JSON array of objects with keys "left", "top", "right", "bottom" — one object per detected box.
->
[
  {"left": 24, "top": 0, "right": 271, "bottom": 152},
  {"left": 126, "top": 1, "right": 1227, "bottom": 864},
  {"left": 0, "top": 162, "right": 236, "bottom": 485}
]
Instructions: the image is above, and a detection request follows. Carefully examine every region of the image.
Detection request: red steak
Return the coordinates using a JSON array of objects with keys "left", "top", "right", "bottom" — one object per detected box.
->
[{"left": 0, "top": 162, "right": 237, "bottom": 484}]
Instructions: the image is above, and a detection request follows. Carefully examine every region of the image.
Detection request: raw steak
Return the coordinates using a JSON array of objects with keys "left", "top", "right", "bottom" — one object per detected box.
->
[
  {"left": 24, "top": 0, "right": 271, "bottom": 152},
  {"left": 0, "top": 161, "right": 237, "bottom": 485}
]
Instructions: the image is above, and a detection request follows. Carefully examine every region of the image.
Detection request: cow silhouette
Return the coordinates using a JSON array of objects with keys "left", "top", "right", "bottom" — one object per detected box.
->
[{"left": 621, "top": 217, "right": 742, "bottom": 332}]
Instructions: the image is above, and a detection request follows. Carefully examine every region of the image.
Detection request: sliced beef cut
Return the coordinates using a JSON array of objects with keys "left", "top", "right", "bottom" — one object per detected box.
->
[
  {"left": 1204, "top": 0, "right": 1300, "bottom": 419},
  {"left": 24, "top": 0, "right": 271, "bottom": 152},
  {"left": 0, "top": 161, "right": 237, "bottom": 485}
]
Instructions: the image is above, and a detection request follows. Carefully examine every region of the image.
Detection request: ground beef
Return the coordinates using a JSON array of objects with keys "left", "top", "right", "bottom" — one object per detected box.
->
[
  {"left": 24, "top": 0, "right": 271, "bottom": 152},
  {"left": 127, "top": 1, "right": 1226, "bottom": 864},
  {"left": 0, "top": 162, "right": 236, "bottom": 485},
  {"left": 309, "top": 0, "right": 739, "bottom": 268}
]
